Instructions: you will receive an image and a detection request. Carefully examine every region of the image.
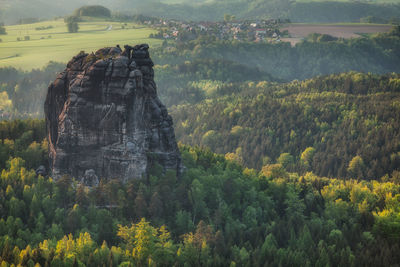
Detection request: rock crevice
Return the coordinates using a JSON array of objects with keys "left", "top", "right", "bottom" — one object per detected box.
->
[{"left": 45, "top": 44, "right": 182, "bottom": 183}]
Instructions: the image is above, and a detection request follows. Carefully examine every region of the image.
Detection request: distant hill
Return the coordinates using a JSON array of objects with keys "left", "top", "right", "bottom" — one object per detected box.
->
[
  {"left": 125, "top": 0, "right": 400, "bottom": 22},
  {"left": 73, "top": 5, "right": 111, "bottom": 18},
  {"left": 0, "top": 0, "right": 131, "bottom": 24},
  {"left": 288, "top": 1, "right": 400, "bottom": 23},
  {"left": 1, "top": 0, "right": 399, "bottom": 24}
]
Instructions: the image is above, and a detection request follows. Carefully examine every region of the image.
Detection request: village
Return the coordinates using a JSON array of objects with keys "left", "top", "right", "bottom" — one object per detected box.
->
[{"left": 146, "top": 18, "right": 289, "bottom": 43}]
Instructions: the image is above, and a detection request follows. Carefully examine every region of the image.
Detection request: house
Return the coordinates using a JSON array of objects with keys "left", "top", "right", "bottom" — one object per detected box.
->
[
  {"left": 231, "top": 26, "right": 242, "bottom": 34},
  {"left": 198, "top": 25, "right": 207, "bottom": 31},
  {"left": 255, "top": 29, "right": 266, "bottom": 35}
]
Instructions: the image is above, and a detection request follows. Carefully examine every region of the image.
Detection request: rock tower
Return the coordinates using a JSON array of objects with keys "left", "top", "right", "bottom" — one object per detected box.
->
[{"left": 44, "top": 44, "right": 182, "bottom": 183}]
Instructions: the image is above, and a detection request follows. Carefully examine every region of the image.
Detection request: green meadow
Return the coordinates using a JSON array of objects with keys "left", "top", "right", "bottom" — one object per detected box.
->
[{"left": 0, "top": 19, "right": 161, "bottom": 70}]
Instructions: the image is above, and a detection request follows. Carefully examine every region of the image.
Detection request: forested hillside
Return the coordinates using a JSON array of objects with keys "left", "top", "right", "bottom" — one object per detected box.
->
[
  {"left": 114, "top": 0, "right": 400, "bottom": 23},
  {"left": 288, "top": 1, "right": 400, "bottom": 23},
  {"left": 153, "top": 27, "right": 400, "bottom": 81},
  {"left": 122, "top": 0, "right": 400, "bottom": 23},
  {"left": 0, "top": 120, "right": 400, "bottom": 266},
  {"left": 171, "top": 72, "right": 400, "bottom": 180},
  {"left": 155, "top": 59, "right": 274, "bottom": 107}
]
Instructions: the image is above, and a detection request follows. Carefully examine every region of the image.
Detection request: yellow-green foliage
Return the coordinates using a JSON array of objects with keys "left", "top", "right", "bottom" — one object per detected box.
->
[
  {"left": 117, "top": 219, "right": 175, "bottom": 265},
  {"left": 189, "top": 80, "right": 224, "bottom": 96},
  {"left": 0, "top": 92, "right": 12, "bottom": 111}
]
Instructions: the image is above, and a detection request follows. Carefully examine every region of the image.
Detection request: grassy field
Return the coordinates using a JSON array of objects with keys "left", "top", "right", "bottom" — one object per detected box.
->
[
  {"left": 281, "top": 23, "right": 392, "bottom": 46},
  {"left": 283, "top": 23, "right": 392, "bottom": 38},
  {"left": 0, "top": 18, "right": 161, "bottom": 70}
]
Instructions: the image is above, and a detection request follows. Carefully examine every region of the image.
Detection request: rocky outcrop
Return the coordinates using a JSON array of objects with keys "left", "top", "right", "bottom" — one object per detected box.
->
[{"left": 44, "top": 44, "right": 182, "bottom": 183}]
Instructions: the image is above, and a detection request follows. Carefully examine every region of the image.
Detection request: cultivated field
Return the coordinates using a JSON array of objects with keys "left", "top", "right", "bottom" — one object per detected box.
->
[
  {"left": 281, "top": 23, "right": 393, "bottom": 45},
  {"left": 0, "top": 19, "right": 161, "bottom": 70}
]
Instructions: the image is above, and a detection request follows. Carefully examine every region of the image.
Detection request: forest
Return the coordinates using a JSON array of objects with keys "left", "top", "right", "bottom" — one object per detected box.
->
[
  {"left": 170, "top": 72, "right": 400, "bottom": 180},
  {"left": 0, "top": 120, "right": 399, "bottom": 266}
]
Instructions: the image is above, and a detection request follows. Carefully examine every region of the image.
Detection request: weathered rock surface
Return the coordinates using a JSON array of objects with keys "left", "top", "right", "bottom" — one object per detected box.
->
[
  {"left": 45, "top": 44, "right": 182, "bottom": 182},
  {"left": 35, "top": 165, "right": 46, "bottom": 177}
]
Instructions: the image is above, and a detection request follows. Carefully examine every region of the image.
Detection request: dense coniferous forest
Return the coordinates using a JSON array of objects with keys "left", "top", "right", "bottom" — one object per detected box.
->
[
  {"left": 0, "top": 120, "right": 400, "bottom": 266},
  {"left": 171, "top": 72, "right": 400, "bottom": 180}
]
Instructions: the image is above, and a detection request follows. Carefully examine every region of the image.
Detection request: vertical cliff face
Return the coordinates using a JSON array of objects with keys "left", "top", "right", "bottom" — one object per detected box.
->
[{"left": 44, "top": 44, "right": 182, "bottom": 183}]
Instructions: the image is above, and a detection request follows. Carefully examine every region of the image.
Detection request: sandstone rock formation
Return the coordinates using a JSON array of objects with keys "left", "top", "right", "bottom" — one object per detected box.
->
[{"left": 44, "top": 44, "right": 182, "bottom": 183}]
